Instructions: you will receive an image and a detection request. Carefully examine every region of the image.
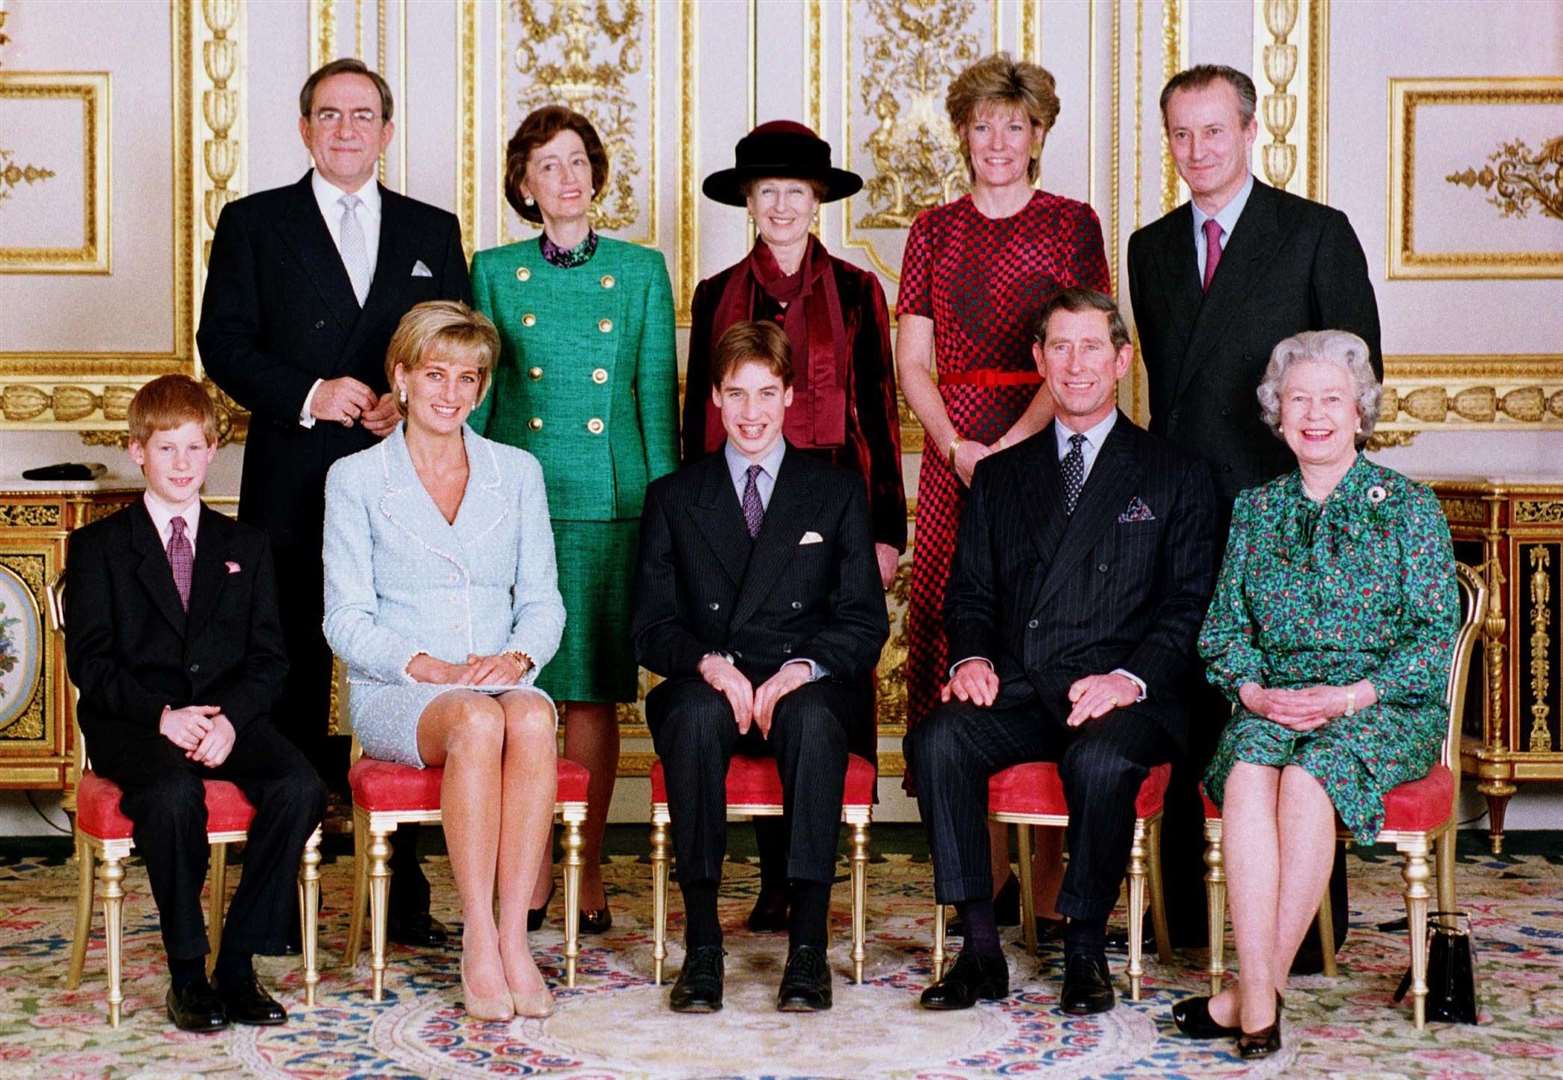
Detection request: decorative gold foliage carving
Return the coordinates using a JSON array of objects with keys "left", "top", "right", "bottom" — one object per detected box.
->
[
  {"left": 512, "top": 0, "right": 645, "bottom": 232},
  {"left": 1446, "top": 135, "right": 1563, "bottom": 222},
  {"left": 0, "top": 506, "right": 62, "bottom": 529},
  {"left": 0, "top": 384, "right": 137, "bottom": 425},
  {"left": 0, "top": 553, "right": 46, "bottom": 741},
  {"left": 200, "top": 0, "right": 241, "bottom": 266},
  {"left": 1526, "top": 545, "right": 1553, "bottom": 753},
  {"left": 1516, "top": 501, "right": 1563, "bottom": 525},
  {"left": 875, "top": 555, "right": 911, "bottom": 734},
  {"left": 0, "top": 149, "right": 56, "bottom": 208},
  {"left": 854, "top": 0, "right": 978, "bottom": 229}
]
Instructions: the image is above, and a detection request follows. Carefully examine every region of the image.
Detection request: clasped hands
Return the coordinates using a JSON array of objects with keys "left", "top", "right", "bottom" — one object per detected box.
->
[
  {"left": 160, "top": 704, "right": 236, "bottom": 767},
  {"left": 311, "top": 376, "right": 400, "bottom": 436},
  {"left": 1240, "top": 681, "right": 1376, "bottom": 732},
  {"left": 697, "top": 653, "right": 811, "bottom": 738},
  {"left": 407, "top": 651, "right": 531, "bottom": 686},
  {"left": 942, "top": 660, "right": 1138, "bottom": 727}
]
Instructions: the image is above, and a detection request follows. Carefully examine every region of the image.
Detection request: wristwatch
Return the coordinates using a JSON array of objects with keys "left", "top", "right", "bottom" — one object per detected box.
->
[{"left": 1343, "top": 686, "right": 1357, "bottom": 717}]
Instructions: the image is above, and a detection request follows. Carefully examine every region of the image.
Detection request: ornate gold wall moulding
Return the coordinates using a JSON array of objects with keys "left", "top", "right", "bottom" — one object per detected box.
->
[
  {"left": 456, "top": 0, "right": 477, "bottom": 262},
  {"left": 0, "top": 552, "right": 48, "bottom": 741},
  {"left": 1515, "top": 500, "right": 1563, "bottom": 525},
  {"left": 1446, "top": 135, "right": 1563, "bottom": 223},
  {"left": 308, "top": 0, "right": 337, "bottom": 74},
  {"left": 0, "top": 505, "right": 62, "bottom": 529},
  {"left": 0, "top": 71, "right": 111, "bottom": 274},
  {"left": 198, "top": 0, "right": 243, "bottom": 271},
  {"left": 676, "top": 0, "right": 696, "bottom": 321},
  {"left": 1376, "top": 354, "right": 1563, "bottom": 433},
  {"left": 1525, "top": 544, "right": 1552, "bottom": 752},
  {"left": 0, "top": 381, "right": 135, "bottom": 427},
  {"left": 1257, "top": 0, "right": 1299, "bottom": 190},
  {"left": 1388, "top": 77, "right": 1563, "bottom": 280},
  {"left": 1249, "top": 0, "right": 1326, "bottom": 201}
]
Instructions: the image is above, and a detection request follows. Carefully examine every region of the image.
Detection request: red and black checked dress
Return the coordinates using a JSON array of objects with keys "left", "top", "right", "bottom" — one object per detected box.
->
[{"left": 899, "top": 190, "right": 1110, "bottom": 732}]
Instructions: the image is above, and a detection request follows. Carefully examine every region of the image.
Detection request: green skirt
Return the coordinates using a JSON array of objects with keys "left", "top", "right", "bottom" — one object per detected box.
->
[{"left": 538, "top": 518, "right": 640, "bottom": 703}]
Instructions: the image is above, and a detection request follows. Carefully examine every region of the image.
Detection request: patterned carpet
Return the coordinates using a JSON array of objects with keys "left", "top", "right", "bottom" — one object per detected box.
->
[{"left": 1, "top": 833, "right": 1560, "bottom": 1078}]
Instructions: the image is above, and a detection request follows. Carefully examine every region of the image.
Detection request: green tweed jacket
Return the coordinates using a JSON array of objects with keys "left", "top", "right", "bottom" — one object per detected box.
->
[{"left": 469, "top": 237, "right": 680, "bottom": 521}]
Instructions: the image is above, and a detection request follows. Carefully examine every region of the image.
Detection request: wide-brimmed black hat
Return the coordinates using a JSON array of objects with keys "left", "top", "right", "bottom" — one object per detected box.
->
[{"left": 702, "top": 120, "right": 863, "bottom": 207}]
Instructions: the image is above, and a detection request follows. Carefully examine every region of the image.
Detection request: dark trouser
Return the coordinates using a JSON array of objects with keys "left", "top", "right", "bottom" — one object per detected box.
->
[
  {"left": 93, "top": 720, "right": 327, "bottom": 961},
  {"left": 270, "top": 539, "right": 427, "bottom": 917},
  {"left": 646, "top": 676, "right": 856, "bottom": 888},
  {"left": 908, "top": 690, "right": 1174, "bottom": 924}
]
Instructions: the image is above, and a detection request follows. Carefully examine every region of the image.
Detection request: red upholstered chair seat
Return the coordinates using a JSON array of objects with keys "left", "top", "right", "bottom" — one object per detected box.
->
[
  {"left": 347, "top": 756, "right": 590, "bottom": 811},
  {"left": 989, "top": 761, "right": 1172, "bottom": 818},
  {"left": 648, "top": 752, "right": 877, "bottom": 807},
  {"left": 1200, "top": 765, "right": 1454, "bottom": 835},
  {"left": 75, "top": 770, "right": 257, "bottom": 840}
]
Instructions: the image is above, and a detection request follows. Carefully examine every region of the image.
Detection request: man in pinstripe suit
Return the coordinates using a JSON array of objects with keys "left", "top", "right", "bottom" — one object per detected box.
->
[{"left": 911, "top": 288, "right": 1219, "bottom": 1014}]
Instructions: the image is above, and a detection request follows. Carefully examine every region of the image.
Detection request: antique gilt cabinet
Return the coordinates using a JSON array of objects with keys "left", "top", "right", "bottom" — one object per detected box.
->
[
  {"left": 0, "top": 483, "right": 140, "bottom": 810},
  {"left": 1431, "top": 477, "right": 1563, "bottom": 853}
]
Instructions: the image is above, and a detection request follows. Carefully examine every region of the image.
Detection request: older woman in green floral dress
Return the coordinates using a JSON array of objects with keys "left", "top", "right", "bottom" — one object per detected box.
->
[{"left": 1172, "top": 330, "right": 1457, "bottom": 1058}]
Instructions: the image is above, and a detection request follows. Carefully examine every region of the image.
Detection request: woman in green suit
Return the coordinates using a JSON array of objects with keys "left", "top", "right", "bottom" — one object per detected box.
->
[{"left": 470, "top": 105, "right": 679, "bottom": 931}]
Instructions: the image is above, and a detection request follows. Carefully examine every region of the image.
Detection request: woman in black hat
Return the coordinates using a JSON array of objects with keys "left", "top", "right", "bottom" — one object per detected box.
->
[{"left": 684, "top": 120, "right": 906, "bottom": 932}]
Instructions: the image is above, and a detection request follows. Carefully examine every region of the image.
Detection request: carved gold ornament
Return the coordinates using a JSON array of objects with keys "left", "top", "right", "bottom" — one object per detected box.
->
[
  {"left": 853, "top": 0, "right": 978, "bottom": 229},
  {"left": 512, "top": 0, "right": 645, "bottom": 233},
  {"left": 1446, "top": 135, "right": 1563, "bottom": 223},
  {"left": 1526, "top": 545, "right": 1552, "bottom": 752},
  {"left": 1259, "top": 0, "right": 1299, "bottom": 190},
  {"left": 0, "top": 148, "right": 55, "bottom": 209},
  {"left": 199, "top": 0, "right": 242, "bottom": 267}
]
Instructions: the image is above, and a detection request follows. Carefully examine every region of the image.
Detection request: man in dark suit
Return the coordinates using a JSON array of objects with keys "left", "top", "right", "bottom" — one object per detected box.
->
[
  {"left": 632, "top": 320, "right": 889, "bottom": 1014},
  {"left": 65, "top": 376, "right": 327, "bottom": 1032},
  {"left": 197, "top": 59, "right": 469, "bottom": 947},
  {"left": 911, "top": 288, "right": 1218, "bottom": 1014},
  {"left": 1126, "top": 64, "right": 1380, "bottom": 962}
]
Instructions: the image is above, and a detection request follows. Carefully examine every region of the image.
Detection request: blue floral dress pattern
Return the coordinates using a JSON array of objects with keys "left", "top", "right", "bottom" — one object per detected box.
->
[{"left": 1200, "top": 454, "right": 1459, "bottom": 843}]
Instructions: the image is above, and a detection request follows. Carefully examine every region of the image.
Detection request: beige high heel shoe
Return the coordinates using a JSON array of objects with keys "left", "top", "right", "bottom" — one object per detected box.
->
[
  {"left": 511, "top": 982, "right": 556, "bottom": 1019},
  {"left": 460, "top": 953, "right": 515, "bottom": 1022}
]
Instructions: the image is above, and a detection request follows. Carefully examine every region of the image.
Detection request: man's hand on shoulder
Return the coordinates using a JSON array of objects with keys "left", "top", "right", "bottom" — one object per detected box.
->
[
  {"left": 188, "top": 712, "right": 237, "bottom": 767},
  {"left": 1065, "top": 672, "right": 1140, "bottom": 727},
  {"left": 942, "top": 658, "right": 999, "bottom": 707},
  {"left": 361, "top": 392, "right": 401, "bottom": 436},
  {"left": 160, "top": 704, "right": 221, "bottom": 752},
  {"left": 753, "top": 662, "right": 812, "bottom": 739},
  {"left": 698, "top": 653, "right": 755, "bottom": 733},
  {"left": 311, "top": 376, "right": 378, "bottom": 427}
]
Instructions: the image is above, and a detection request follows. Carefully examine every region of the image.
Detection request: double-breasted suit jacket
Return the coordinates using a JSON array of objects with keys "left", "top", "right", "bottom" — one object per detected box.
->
[
  {"left": 322, "top": 424, "right": 566, "bottom": 767},
  {"left": 1126, "top": 179, "right": 1380, "bottom": 505}
]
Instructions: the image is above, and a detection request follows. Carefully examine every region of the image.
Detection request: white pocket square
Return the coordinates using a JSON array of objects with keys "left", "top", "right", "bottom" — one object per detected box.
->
[
  {"left": 411, "top": 259, "right": 433, "bottom": 277},
  {"left": 799, "top": 531, "right": 824, "bottom": 545}
]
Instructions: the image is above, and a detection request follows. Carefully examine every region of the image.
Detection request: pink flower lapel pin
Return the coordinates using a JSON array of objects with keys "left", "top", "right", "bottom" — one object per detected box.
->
[{"left": 225, "top": 560, "right": 242, "bottom": 574}]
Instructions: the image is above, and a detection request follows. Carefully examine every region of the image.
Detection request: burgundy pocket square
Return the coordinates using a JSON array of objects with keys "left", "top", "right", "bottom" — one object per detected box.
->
[{"left": 1116, "top": 498, "right": 1155, "bottom": 523}]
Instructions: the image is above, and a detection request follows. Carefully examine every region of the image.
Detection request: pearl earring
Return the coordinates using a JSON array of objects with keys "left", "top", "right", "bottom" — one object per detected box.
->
[
  {"left": 398, "top": 386, "right": 407, "bottom": 405},
  {"left": 524, "top": 195, "right": 535, "bottom": 207}
]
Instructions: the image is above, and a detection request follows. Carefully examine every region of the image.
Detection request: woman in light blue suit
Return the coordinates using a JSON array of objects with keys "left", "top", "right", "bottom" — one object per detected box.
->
[{"left": 323, "top": 301, "right": 566, "bottom": 1022}]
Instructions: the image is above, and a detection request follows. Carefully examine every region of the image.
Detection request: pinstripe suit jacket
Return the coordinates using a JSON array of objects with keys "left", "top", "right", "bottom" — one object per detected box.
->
[{"left": 945, "top": 414, "right": 1219, "bottom": 749}]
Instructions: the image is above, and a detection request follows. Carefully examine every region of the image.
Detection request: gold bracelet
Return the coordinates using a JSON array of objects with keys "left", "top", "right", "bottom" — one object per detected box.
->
[
  {"left": 506, "top": 650, "right": 534, "bottom": 679},
  {"left": 947, "top": 435, "right": 963, "bottom": 469}
]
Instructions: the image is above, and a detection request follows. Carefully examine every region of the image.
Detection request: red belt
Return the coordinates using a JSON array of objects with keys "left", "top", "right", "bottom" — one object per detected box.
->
[{"left": 938, "top": 369, "right": 1042, "bottom": 387}]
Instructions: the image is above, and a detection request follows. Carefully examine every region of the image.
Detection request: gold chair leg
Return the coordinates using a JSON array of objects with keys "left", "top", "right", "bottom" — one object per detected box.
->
[
  {"left": 931, "top": 901, "right": 946, "bottom": 983},
  {"left": 1147, "top": 818, "right": 1173, "bottom": 965},
  {"left": 1403, "top": 843, "right": 1432, "bottom": 1030},
  {"left": 67, "top": 835, "right": 94, "bottom": 989},
  {"left": 344, "top": 808, "right": 370, "bottom": 968},
  {"left": 300, "top": 829, "right": 322, "bottom": 1007},
  {"left": 100, "top": 854, "right": 126, "bottom": 1027},
  {"left": 1127, "top": 820, "right": 1148, "bottom": 1001},
  {"left": 1316, "top": 856, "right": 1340, "bottom": 978},
  {"left": 850, "top": 821, "right": 869, "bottom": 984},
  {"left": 206, "top": 842, "right": 228, "bottom": 977},
  {"left": 367, "top": 827, "right": 392, "bottom": 1001},
  {"left": 650, "top": 817, "right": 669, "bottom": 985},
  {"left": 1205, "top": 822, "right": 1225, "bottom": 996},
  {"left": 562, "top": 816, "right": 584, "bottom": 989},
  {"left": 1436, "top": 826, "right": 1457, "bottom": 916},
  {"left": 1016, "top": 823, "right": 1038, "bottom": 957}
]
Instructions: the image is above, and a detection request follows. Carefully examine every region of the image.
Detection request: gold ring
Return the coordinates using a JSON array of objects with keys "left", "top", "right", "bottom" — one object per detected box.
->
[
  {"left": 340, "top": 417, "right": 353, "bottom": 427},
  {"left": 1108, "top": 695, "right": 1119, "bottom": 707}
]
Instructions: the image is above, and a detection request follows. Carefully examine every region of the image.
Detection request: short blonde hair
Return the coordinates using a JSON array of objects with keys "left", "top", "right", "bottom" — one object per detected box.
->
[
  {"left": 384, "top": 301, "right": 500, "bottom": 417},
  {"left": 946, "top": 52, "right": 1060, "bottom": 183},
  {"left": 1256, "top": 330, "right": 1382, "bottom": 449},
  {"left": 128, "top": 374, "right": 218, "bottom": 447}
]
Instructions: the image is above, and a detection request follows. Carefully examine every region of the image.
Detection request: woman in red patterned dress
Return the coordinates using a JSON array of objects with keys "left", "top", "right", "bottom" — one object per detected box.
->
[{"left": 897, "top": 52, "right": 1110, "bottom": 924}]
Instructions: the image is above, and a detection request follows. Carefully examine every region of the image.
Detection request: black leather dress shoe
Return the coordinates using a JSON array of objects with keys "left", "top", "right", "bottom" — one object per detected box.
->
[
  {"left": 777, "top": 945, "right": 832, "bottom": 1012},
  {"left": 385, "top": 911, "right": 449, "bottom": 948},
  {"left": 1060, "top": 951, "right": 1116, "bottom": 1015},
  {"left": 579, "top": 905, "right": 613, "bottom": 935},
  {"left": 166, "top": 979, "right": 228, "bottom": 1032},
  {"left": 669, "top": 945, "right": 725, "bottom": 1013},
  {"left": 1172, "top": 991, "right": 1282, "bottom": 1038},
  {"left": 919, "top": 949, "right": 1009, "bottom": 1010},
  {"left": 218, "top": 974, "right": 288, "bottom": 1026},
  {"left": 747, "top": 887, "right": 790, "bottom": 933}
]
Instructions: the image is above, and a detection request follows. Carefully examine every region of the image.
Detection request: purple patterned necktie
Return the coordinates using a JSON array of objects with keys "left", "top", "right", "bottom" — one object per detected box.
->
[
  {"left": 741, "top": 463, "right": 765, "bottom": 539},
  {"left": 1202, "top": 218, "right": 1224, "bottom": 292},
  {"left": 167, "top": 515, "right": 193, "bottom": 611}
]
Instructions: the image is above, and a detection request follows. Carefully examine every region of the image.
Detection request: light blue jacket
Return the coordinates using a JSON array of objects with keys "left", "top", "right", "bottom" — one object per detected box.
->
[{"left": 323, "top": 423, "right": 565, "bottom": 687}]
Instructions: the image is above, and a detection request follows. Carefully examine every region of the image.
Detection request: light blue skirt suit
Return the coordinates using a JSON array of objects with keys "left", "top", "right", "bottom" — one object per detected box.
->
[{"left": 322, "top": 423, "right": 566, "bottom": 766}]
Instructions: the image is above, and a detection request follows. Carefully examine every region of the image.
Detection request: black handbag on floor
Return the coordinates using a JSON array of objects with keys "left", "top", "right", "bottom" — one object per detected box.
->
[{"left": 1393, "top": 911, "right": 1479, "bottom": 1024}]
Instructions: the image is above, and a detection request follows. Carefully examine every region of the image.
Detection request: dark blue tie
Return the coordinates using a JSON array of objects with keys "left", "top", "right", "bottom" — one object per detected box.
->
[{"left": 1062, "top": 433, "right": 1086, "bottom": 515}]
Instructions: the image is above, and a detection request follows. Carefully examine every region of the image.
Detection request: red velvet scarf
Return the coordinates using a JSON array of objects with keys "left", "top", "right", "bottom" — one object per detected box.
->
[{"left": 704, "top": 235, "right": 848, "bottom": 452}]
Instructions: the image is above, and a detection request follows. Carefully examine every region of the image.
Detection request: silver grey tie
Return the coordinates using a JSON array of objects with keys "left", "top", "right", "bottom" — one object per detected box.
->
[{"left": 338, "top": 194, "right": 371, "bottom": 306}]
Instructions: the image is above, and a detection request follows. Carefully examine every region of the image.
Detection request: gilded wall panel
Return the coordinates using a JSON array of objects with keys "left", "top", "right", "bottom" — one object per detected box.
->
[{"left": 0, "top": 71, "right": 110, "bottom": 274}]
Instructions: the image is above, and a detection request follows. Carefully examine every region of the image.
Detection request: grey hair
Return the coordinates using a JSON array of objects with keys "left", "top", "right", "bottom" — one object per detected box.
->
[{"left": 1256, "top": 330, "right": 1381, "bottom": 448}]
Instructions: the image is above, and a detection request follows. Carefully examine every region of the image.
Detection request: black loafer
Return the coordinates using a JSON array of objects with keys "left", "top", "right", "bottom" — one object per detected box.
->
[
  {"left": 1060, "top": 951, "right": 1116, "bottom": 1015},
  {"left": 579, "top": 905, "right": 613, "bottom": 935},
  {"left": 166, "top": 978, "right": 228, "bottom": 1032},
  {"left": 777, "top": 944, "right": 832, "bottom": 1012},
  {"left": 747, "top": 887, "right": 790, "bottom": 933},
  {"left": 1238, "top": 1018, "right": 1283, "bottom": 1058},
  {"left": 669, "top": 945, "right": 725, "bottom": 1013},
  {"left": 218, "top": 974, "right": 288, "bottom": 1026},
  {"left": 1173, "top": 991, "right": 1282, "bottom": 1038},
  {"left": 919, "top": 949, "right": 1010, "bottom": 1010},
  {"left": 385, "top": 910, "right": 450, "bottom": 948}
]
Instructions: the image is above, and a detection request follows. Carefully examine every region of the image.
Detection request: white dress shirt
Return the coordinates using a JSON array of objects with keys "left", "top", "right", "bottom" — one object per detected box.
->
[
  {"left": 299, "top": 170, "right": 384, "bottom": 428},
  {"left": 1191, "top": 171, "right": 1254, "bottom": 284},
  {"left": 142, "top": 491, "right": 201, "bottom": 558}
]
